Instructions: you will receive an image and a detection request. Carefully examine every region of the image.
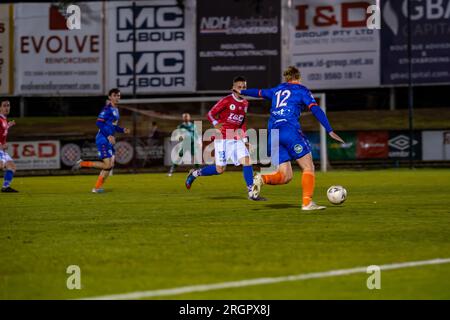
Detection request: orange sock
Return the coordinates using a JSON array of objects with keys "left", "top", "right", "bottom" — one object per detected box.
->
[
  {"left": 80, "top": 161, "right": 94, "bottom": 168},
  {"left": 262, "top": 171, "right": 285, "bottom": 185},
  {"left": 95, "top": 176, "right": 105, "bottom": 189},
  {"left": 302, "top": 171, "right": 315, "bottom": 206}
]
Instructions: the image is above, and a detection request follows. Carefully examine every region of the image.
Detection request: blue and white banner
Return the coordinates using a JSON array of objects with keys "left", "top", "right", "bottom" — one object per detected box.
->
[
  {"left": 381, "top": 0, "right": 450, "bottom": 84},
  {"left": 106, "top": 0, "right": 196, "bottom": 94}
]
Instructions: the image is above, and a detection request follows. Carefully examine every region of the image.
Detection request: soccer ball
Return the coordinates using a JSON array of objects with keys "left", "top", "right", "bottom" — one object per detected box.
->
[{"left": 327, "top": 185, "right": 347, "bottom": 205}]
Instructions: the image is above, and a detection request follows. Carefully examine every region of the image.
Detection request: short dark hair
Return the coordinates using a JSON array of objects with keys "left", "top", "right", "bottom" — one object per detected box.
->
[
  {"left": 108, "top": 88, "right": 120, "bottom": 96},
  {"left": 0, "top": 100, "right": 10, "bottom": 107},
  {"left": 233, "top": 76, "right": 246, "bottom": 84}
]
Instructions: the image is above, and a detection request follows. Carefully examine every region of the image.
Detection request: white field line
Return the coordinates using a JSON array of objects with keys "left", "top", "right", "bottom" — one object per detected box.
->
[{"left": 82, "top": 257, "right": 450, "bottom": 300}]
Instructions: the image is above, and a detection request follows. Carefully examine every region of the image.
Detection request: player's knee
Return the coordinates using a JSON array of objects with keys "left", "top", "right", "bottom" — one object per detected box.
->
[
  {"left": 283, "top": 174, "right": 293, "bottom": 184},
  {"left": 103, "top": 162, "right": 113, "bottom": 170},
  {"left": 7, "top": 162, "right": 16, "bottom": 172},
  {"left": 302, "top": 164, "right": 315, "bottom": 173},
  {"left": 216, "top": 166, "right": 226, "bottom": 174},
  {"left": 241, "top": 156, "right": 251, "bottom": 166}
]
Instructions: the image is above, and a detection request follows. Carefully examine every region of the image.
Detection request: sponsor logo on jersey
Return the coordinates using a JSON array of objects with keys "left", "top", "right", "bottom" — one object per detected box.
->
[{"left": 227, "top": 113, "right": 244, "bottom": 123}]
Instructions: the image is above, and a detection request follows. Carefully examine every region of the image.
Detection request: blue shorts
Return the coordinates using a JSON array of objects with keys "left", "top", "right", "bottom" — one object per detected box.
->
[
  {"left": 97, "top": 143, "right": 115, "bottom": 160},
  {"left": 268, "top": 124, "right": 311, "bottom": 166}
]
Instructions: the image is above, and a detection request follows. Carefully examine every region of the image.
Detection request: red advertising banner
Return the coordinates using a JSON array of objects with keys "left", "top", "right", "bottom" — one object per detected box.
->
[{"left": 357, "top": 131, "right": 389, "bottom": 159}]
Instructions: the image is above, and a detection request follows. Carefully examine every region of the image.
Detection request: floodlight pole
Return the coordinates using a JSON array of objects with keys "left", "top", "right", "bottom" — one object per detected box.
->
[
  {"left": 407, "top": 0, "right": 414, "bottom": 169},
  {"left": 319, "top": 94, "right": 327, "bottom": 172},
  {"left": 132, "top": 2, "right": 138, "bottom": 173}
]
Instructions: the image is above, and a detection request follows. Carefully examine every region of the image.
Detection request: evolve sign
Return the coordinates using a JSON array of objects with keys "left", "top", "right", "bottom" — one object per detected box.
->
[{"left": 15, "top": 3, "right": 103, "bottom": 95}]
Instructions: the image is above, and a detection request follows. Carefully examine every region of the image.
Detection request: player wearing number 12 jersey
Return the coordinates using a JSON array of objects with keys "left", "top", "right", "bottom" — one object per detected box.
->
[{"left": 237, "top": 66, "right": 345, "bottom": 210}]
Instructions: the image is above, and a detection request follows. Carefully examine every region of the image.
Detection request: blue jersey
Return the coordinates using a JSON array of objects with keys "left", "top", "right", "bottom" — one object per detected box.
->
[
  {"left": 241, "top": 82, "right": 333, "bottom": 164},
  {"left": 256, "top": 83, "right": 317, "bottom": 131},
  {"left": 242, "top": 82, "right": 332, "bottom": 133},
  {"left": 95, "top": 104, "right": 124, "bottom": 145}
]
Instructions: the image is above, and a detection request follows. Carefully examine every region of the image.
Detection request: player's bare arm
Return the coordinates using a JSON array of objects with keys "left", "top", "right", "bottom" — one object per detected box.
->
[
  {"left": 108, "top": 135, "right": 116, "bottom": 145},
  {"left": 214, "top": 123, "right": 223, "bottom": 130},
  {"left": 329, "top": 131, "right": 345, "bottom": 143}
]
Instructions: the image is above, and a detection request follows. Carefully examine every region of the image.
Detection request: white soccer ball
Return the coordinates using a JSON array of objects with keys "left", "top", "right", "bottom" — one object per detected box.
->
[{"left": 327, "top": 185, "right": 347, "bottom": 205}]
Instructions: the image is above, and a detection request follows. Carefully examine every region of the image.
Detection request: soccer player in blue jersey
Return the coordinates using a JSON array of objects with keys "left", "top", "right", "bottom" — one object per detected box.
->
[
  {"left": 235, "top": 66, "right": 344, "bottom": 210},
  {"left": 72, "top": 88, "right": 130, "bottom": 193}
]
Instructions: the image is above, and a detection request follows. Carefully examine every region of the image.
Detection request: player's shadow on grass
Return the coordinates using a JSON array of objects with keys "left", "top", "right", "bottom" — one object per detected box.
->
[
  {"left": 263, "top": 203, "right": 299, "bottom": 209},
  {"left": 208, "top": 196, "right": 244, "bottom": 200}
]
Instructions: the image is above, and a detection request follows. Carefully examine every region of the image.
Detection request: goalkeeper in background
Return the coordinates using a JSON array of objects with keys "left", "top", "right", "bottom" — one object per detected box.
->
[{"left": 168, "top": 113, "right": 200, "bottom": 176}]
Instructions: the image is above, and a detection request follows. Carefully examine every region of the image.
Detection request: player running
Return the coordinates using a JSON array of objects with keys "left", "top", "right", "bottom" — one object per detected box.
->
[
  {"left": 0, "top": 100, "right": 18, "bottom": 193},
  {"left": 235, "top": 66, "right": 344, "bottom": 210},
  {"left": 72, "top": 88, "right": 130, "bottom": 193},
  {"left": 168, "top": 113, "right": 200, "bottom": 177},
  {"left": 185, "top": 76, "right": 264, "bottom": 201}
]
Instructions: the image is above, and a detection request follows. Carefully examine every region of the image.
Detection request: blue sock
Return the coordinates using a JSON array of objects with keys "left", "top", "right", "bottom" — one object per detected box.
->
[
  {"left": 3, "top": 170, "right": 14, "bottom": 188},
  {"left": 198, "top": 165, "right": 218, "bottom": 176},
  {"left": 243, "top": 165, "right": 254, "bottom": 191}
]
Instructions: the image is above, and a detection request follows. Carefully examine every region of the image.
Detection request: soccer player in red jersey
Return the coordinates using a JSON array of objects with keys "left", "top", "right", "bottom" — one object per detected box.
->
[
  {"left": 185, "top": 76, "right": 264, "bottom": 201},
  {"left": 0, "top": 100, "right": 18, "bottom": 193}
]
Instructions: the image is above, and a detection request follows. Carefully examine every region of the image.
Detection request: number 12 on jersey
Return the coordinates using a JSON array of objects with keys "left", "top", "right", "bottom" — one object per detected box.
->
[{"left": 275, "top": 90, "right": 291, "bottom": 108}]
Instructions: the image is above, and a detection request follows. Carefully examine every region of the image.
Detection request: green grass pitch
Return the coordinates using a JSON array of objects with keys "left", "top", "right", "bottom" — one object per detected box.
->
[{"left": 1, "top": 169, "right": 449, "bottom": 299}]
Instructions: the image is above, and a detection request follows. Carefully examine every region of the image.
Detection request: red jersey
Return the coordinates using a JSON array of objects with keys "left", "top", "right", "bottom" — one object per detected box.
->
[
  {"left": 207, "top": 94, "right": 248, "bottom": 140},
  {"left": 0, "top": 115, "right": 8, "bottom": 145}
]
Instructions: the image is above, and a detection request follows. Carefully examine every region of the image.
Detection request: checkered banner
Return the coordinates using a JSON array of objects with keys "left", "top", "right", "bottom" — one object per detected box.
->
[{"left": 59, "top": 137, "right": 164, "bottom": 169}]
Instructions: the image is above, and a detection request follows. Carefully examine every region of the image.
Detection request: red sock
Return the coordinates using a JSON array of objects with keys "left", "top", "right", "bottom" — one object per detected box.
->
[{"left": 302, "top": 171, "right": 315, "bottom": 206}]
